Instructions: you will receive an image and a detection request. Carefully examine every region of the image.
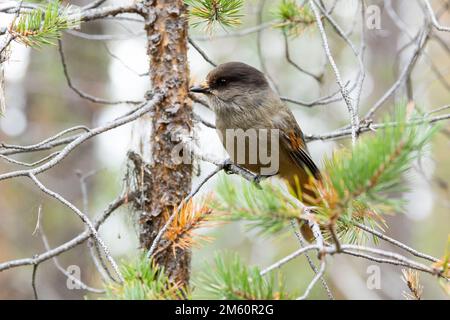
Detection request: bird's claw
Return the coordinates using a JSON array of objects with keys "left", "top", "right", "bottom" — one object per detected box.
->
[{"left": 222, "top": 159, "right": 234, "bottom": 174}]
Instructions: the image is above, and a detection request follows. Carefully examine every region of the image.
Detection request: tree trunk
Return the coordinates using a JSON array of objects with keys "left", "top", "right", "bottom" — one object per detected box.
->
[{"left": 140, "top": 0, "right": 192, "bottom": 287}]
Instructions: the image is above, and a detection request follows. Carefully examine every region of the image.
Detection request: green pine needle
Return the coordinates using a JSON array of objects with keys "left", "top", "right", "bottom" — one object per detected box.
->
[
  {"left": 325, "top": 107, "right": 437, "bottom": 209},
  {"left": 274, "top": 0, "right": 316, "bottom": 36},
  {"left": 197, "top": 252, "right": 292, "bottom": 299},
  {"left": 104, "top": 254, "right": 186, "bottom": 300},
  {"left": 212, "top": 104, "right": 439, "bottom": 244},
  {"left": 313, "top": 105, "right": 438, "bottom": 242},
  {"left": 185, "top": 0, "right": 244, "bottom": 31},
  {"left": 11, "top": 0, "right": 78, "bottom": 48},
  {"left": 212, "top": 175, "right": 300, "bottom": 236}
]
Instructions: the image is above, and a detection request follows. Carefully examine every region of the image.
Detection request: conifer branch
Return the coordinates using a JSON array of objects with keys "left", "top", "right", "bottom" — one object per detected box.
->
[
  {"left": 185, "top": 0, "right": 244, "bottom": 31},
  {"left": 105, "top": 256, "right": 185, "bottom": 300},
  {"left": 9, "top": 0, "right": 78, "bottom": 47},
  {"left": 198, "top": 252, "right": 293, "bottom": 300}
]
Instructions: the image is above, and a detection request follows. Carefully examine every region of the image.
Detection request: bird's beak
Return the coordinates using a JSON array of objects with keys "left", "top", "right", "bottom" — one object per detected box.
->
[{"left": 190, "top": 81, "right": 210, "bottom": 94}]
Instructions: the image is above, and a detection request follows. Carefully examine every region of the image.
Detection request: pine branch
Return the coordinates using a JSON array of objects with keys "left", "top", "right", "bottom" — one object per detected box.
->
[
  {"left": 185, "top": 0, "right": 244, "bottom": 31},
  {"left": 212, "top": 105, "right": 439, "bottom": 245},
  {"left": 274, "top": 0, "right": 316, "bottom": 36},
  {"left": 402, "top": 269, "right": 423, "bottom": 300},
  {"left": 197, "top": 252, "right": 293, "bottom": 300},
  {"left": 160, "top": 198, "right": 216, "bottom": 256},
  {"left": 9, "top": 0, "right": 79, "bottom": 47},
  {"left": 311, "top": 106, "right": 439, "bottom": 242},
  {"left": 104, "top": 255, "right": 185, "bottom": 300},
  {"left": 213, "top": 175, "right": 302, "bottom": 236}
]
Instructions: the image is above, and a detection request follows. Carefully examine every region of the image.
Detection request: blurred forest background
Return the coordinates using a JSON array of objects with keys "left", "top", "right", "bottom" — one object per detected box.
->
[{"left": 0, "top": 0, "right": 449, "bottom": 299}]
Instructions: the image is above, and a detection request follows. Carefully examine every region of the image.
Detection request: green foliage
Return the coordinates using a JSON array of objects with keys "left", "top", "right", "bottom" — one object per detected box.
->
[
  {"left": 274, "top": 0, "right": 315, "bottom": 36},
  {"left": 104, "top": 254, "right": 185, "bottom": 300},
  {"left": 185, "top": 0, "right": 244, "bottom": 31},
  {"left": 11, "top": 0, "right": 78, "bottom": 47},
  {"left": 213, "top": 175, "right": 300, "bottom": 236},
  {"left": 197, "top": 252, "right": 292, "bottom": 299},
  {"left": 315, "top": 106, "right": 438, "bottom": 241},
  {"left": 320, "top": 107, "right": 437, "bottom": 214},
  {"left": 212, "top": 105, "right": 438, "bottom": 243}
]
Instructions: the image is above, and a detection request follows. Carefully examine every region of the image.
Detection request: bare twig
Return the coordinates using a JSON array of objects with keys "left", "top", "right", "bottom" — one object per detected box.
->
[
  {"left": 282, "top": 31, "right": 323, "bottom": 82},
  {"left": 309, "top": 0, "right": 358, "bottom": 145},
  {"left": 289, "top": 219, "right": 334, "bottom": 300},
  {"left": 305, "top": 112, "right": 450, "bottom": 142},
  {"left": 297, "top": 260, "right": 326, "bottom": 300},
  {"left": 31, "top": 263, "right": 38, "bottom": 300},
  {"left": 28, "top": 173, "right": 124, "bottom": 283},
  {"left": 0, "top": 94, "right": 163, "bottom": 182},
  {"left": 423, "top": 0, "right": 450, "bottom": 32},
  {"left": 58, "top": 40, "right": 142, "bottom": 105},
  {"left": 363, "top": 28, "right": 430, "bottom": 120},
  {"left": 353, "top": 222, "right": 439, "bottom": 263},
  {"left": 40, "top": 227, "right": 105, "bottom": 293},
  {"left": 0, "top": 191, "right": 135, "bottom": 272},
  {"left": 188, "top": 37, "right": 217, "bottom": 67}
]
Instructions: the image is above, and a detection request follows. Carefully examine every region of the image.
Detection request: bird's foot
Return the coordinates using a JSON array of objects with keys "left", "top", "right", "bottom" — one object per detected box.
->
[{"left": 221, "top": 159, "right": 235, "bottom": 174}]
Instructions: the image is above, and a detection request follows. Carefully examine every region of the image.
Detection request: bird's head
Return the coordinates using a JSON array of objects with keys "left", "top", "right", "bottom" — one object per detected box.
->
[{"left": 190, "top": 62, "right": 271, "bottom": 113}]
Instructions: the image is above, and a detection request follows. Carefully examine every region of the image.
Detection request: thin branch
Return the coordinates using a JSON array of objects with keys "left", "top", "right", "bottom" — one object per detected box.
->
[
  {"left": 66, "top": 29, "right": 145, "bottom": 41},
  {"left": 58, "top": 39, "right": 142, "bottom": 105},
  {"left": 261, "top": 242, "right": 444, "bottom": 280},
  {"left": 0, "top": 94, "right": 164, "bottom": 181},
  {"left": 289, "top": 219, "right": 334, "bottom": 300},
  {"left": 32, "top": 205, "right": 42, "bottom": 236},
  {"left": 31, "top": 263, "right": 39, "bottom": 300},
  {"left": 260, "top": 244, "right": 319, "bottom": 276},
  {"left": 282, "top": 31, "right": 323, "bottom": 82},
  {"left": 40, "top": 226, "right": 105, "bottom": 293},
  {"left": 313, "top": 0, "right": 366, "bottom": 114},
  {"left": 1, "top": 125, "right": 89, "bottom": 154},
  {"left": 1, "top": 2, "right": 140, "bottom": 23},
  {"left": 305, "top": 112, "right": 450, "bottom": 142},
  {"left": 353, "top": 222, "right": 439, "bottom": 263},
  {"left": 309, "top": 0, "right": 358, "bottom": 145},
  {"left": 102, "top": 43, "right": 148, "bottom": 77},
  {"left": 28, "top": 172, "right": 124, "bottom": 283},
  {"left": 280, "top": 81, "right": 354, "bottom": 107},
  {"left": 183, "top": 135, "right": 261, "bottom": 185},
  {"left": 297, "top": 260, "right": 326, "bottom": 300},
  {"left": 0, "top": 191, "right": 135, "bottom": 273},
  {"left": 363, "top": 28, "right": 430, "bottom": 120},
  {"left": 423, "top": 0, "right": 450, "bottom": 32},
  {"left": 256, "top": 0, "right": 279, "bottom": 93},
  {"left": 76, "top": 169, "right": 116, "bottom": 283},
  {"left": 188, "top": 37, "right": 217, "bottom": 67},
  {"left": 338, "top": 245, "right": 441, "bottom": 276},
  {"left": 87, "top": 238, "right": 115, "bottom": 283},
  {"left": 0, "top": 152, "right": 59, "bottom": 167}
]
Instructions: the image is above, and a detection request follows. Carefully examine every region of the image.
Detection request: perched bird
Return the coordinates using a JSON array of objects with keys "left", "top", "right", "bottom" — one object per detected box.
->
[{"left": 190, "top": 62, "right": 320, "bottom": 240}]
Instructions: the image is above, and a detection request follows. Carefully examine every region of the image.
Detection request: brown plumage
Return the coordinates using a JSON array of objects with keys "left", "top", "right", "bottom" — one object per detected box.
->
[{"left": 191, "top": 62, "right": 320, "bottom": 241}]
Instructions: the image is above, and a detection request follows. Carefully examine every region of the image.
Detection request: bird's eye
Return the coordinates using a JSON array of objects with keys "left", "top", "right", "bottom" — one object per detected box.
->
[{"left": 218, "top": 78, "right": 227, "bottom": 85}]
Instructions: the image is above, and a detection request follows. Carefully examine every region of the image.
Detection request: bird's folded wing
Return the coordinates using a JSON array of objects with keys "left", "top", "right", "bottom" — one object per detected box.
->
[{"left": 281, "top": 128, "right": 321, "bottom": 179}]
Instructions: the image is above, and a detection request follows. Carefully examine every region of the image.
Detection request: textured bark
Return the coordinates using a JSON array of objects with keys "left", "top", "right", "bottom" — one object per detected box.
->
[{"left": 141, "top": 0, "right": 192, "bottom": 286}]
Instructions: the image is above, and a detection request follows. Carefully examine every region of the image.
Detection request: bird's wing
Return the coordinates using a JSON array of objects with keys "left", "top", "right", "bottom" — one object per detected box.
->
[{"left": 276, "top": 111, "right": 321, "bottom": 179}]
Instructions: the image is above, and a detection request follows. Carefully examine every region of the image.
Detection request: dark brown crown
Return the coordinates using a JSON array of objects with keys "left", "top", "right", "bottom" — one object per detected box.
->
[{"left": 206, "top": 62, "right": 269, "bottom": 90}]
